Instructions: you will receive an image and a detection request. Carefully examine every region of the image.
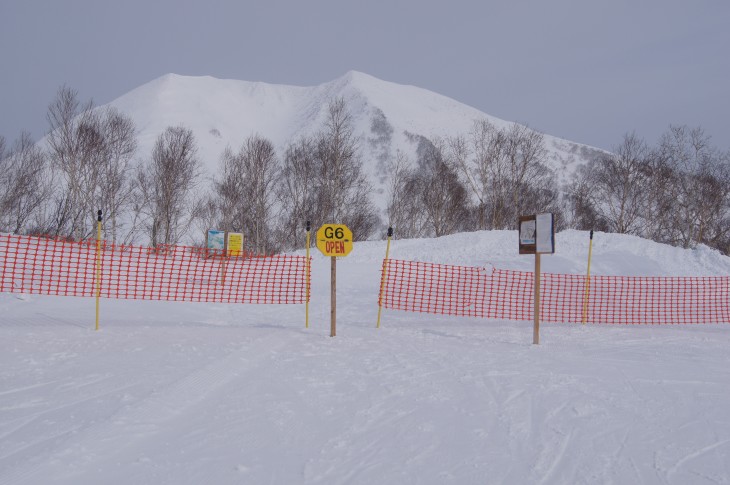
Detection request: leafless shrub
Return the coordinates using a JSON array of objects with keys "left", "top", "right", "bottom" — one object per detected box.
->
[
  {"left": 278, "top": 98, "right": 379, "bottom": 248},
  {"left": 0, "top": 132, "right": 53, "bottom": 234},
  {"left": 451, "top": 120, "right": 558, "bottom": 230},
  {"left": 214, "top": 135, "right": 280, "bottom": 254},
  {"left": 137, "top": 126, "right": 201, "bottom": 247},
  {"left": 651, "top": 125, "right": 730, "bottom": 249},
  {"left": 277, "top": 137, "right": 318, "bottom": 249},
  {"left": 45, "top": 86, "right": 102, "bottom": 239},
  {"left": 576, "top": 133, "right": 649, "bottom": 235}
]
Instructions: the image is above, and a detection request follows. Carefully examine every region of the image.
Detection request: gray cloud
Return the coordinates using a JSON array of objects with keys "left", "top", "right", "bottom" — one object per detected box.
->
[{"left": 1, "top": 0, "right": 728, "bottom": 151}]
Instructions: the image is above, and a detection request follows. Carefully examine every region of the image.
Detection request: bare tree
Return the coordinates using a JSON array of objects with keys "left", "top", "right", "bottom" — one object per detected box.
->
[
  {"left": 498, "top": 123, "right": 555, "bottom": 227},
  {"left": 0, "top": 132, "right": 53, "bottom": 234},
  {"left": 215, "top": 135, "right": 280, "bottom": 254},
  {"left": 693, "top": 157, "right": 730, "bottom": 251},
  {"left": 137, "top": 126, "right": 201, "bottom": 247},
  {"left": 43, "top": 86, "right": 139, "bottom": 241},
  {"left": 191, "top": 194, "right": 220, "bottom": 247},
  {"left": 45, "top": 86, "right": 104, "bottom": 239},
  {"left": 451, "top": 120, "right": 557, "bottom": 230},
  {"left": 277, "top": 137, "right": 318, "bottom": 249},
  {"left": 653, "top": 125, "right": 727, "bottom": 248},
  {"left": 450, "top": 120, "right": 500, "bottom": 229},
  {"left": 277, "top": 98, "right": 379, "bottom": 246},
  {"left": 389, "top": 137, "right": 470, "bottom": 238},
  {"left": 98, "top": 107, "right": 137, "bottom": 243},
  {"left": 578, "top": 133, "right": 649, "bottom": 234},
  {"left": 385, "top": 150, "right": 422, "bottom": 237},
  {"left": 416, "top": 139, "right": 470, "bottom": 237},
  {"left": 566, "top": 166, "right": 605, "bottom": 232},
  {"left": 314, "top": 97, "right": 378, "bottom": 240}
]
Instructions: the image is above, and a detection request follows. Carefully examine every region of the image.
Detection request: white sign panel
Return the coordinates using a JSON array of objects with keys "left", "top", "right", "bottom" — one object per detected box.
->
[
  {"left": 536, "top": 213, "right": 554, "bottom": 253},
  {"left": 519, "top": 220, "right": 536, "bottom": 245}
]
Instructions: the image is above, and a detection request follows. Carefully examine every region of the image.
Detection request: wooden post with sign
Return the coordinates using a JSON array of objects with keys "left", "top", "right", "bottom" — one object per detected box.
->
[
  {"left": 331, "top": 256, "right": 336, "bottom": 337},
  {"left": 519, "top": 213, "right": 555, "bottom": 345},
  {"left": 316, "top": 224, "right": 353, "bottom": 337}
]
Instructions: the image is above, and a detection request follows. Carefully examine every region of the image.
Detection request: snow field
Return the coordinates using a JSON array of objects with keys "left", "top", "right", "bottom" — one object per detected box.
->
[{"left": 1, "top": 230, "right": 730, "bottom": 484}]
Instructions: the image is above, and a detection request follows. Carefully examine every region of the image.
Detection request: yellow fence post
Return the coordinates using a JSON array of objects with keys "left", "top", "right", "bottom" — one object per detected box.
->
[
  {"left": 582, "top": 230, "right": 594, "bottom": 325},
  {"left": 376, "top": 227, "right": 393, "bottom": 329},
  {"left": 95, "top": 209, "right": 102, "bottom": 331},
  {"left": 305, "top": 221, "right": 311, "bottom": 329}
]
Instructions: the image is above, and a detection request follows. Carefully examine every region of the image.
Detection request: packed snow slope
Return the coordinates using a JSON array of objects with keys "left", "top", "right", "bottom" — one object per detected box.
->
[
  {"left": 106, "top": 71, "right": 605, "bottom": 200},
  {"left": 1, "top": 230, "right": 730, "bottom": 484}
]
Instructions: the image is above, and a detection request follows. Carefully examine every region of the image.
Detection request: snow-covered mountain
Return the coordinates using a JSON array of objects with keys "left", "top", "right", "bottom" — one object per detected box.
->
[{"left": 106, "top": 71, "right": 605, "bottom": 200}]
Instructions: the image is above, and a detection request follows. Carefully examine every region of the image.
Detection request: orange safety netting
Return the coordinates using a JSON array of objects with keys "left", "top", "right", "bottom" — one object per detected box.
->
[
  {"left": 0, "top": 234, "right": 310, "bottom": 304},
  {"left": 379, "top": 259, "right": 730, "bottom": 324}
]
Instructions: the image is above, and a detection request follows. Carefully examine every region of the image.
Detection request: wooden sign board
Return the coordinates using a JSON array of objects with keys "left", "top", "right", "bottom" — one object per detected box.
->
[
  {"left": 518, "top": 213, "right": 555, "bottom": 255},
  {"left": 519, "top": 213, "right": 555, "bottom": 346},
  {"left": 316, "top": 223, "right": 354, "bottom": 338}
]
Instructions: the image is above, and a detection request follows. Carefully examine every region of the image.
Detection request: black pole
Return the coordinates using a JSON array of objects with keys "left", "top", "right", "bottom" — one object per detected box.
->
[{"left": 590, "top": 229, "right": 594, "bottom": 240}]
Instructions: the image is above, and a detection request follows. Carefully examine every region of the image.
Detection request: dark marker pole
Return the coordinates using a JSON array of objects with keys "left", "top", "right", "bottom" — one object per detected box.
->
[
  {"left": 95, "top": 210, "right": 102, "bottom": 331},
  {"left": 305, "top": 220, "right": 311, "bottom": 329}
]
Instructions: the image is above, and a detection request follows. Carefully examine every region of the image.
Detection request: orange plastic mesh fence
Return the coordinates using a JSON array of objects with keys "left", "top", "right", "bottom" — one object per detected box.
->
[
  {"left": 379, "top": 259, "right": 730, "bottom": 324},
  {"left": 0, "top": 234, "right": 310, "bottom": 304}
]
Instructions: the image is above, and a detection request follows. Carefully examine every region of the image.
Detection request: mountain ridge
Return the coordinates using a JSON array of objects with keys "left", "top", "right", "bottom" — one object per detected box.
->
[{"left": 104, "top": 71, "right": 606, "bottom": 207}]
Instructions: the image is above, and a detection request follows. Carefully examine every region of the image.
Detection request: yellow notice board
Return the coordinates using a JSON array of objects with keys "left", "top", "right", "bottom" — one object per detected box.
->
[
  {"left": 316, "top": 224, "right": 353, "bottom": 257},
  {"left": 227, "top": 232, "right": 243, "bottom": 256}
]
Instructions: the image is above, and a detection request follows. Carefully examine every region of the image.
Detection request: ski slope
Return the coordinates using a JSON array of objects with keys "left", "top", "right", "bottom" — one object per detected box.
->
[{"left": 1, "top": 230, "right": 730, "bottom": 484}]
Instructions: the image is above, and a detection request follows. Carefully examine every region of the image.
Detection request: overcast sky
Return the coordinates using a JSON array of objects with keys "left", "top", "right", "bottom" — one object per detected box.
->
[{"left": 1, "top": 0, "right": 728, "bottom": 151}]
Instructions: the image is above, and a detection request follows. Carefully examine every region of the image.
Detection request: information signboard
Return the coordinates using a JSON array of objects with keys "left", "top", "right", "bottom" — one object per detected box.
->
[
  {"left": 518, "top": 214, "right": 554, "bottom": 254},
  {"left": 518, "top": 213, "right": 555, "bottom": 345},
  {"left": 207, "top": 230, "right": 225, "bottom": 252},
  {"left": 316, "top": 224, "right": 353, "bottom": 257},
  {"left": 227, "top": 232, "right": 243, "bottom": 257}
]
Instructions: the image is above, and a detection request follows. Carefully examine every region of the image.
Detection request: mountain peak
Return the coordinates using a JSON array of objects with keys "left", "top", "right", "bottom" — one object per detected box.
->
[
  {"left": 340, "top": 70, "right": 379, "bottom": 83},
  {"left": 103, "top": 71, "right": 604, "bottom": 206}
]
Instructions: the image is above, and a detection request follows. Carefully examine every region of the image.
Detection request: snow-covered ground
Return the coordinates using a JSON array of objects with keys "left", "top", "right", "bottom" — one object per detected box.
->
[{"left": 1, "top": 230, "right": 730, "bottom": 484}]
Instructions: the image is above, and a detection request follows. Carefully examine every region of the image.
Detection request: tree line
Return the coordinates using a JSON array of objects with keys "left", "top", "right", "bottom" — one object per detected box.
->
[{"left": 1, "top": 86, "right": 729, "bottom": 256}]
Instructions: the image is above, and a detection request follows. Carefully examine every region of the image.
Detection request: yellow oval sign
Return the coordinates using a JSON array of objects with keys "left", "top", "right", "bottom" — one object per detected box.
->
[{"left": 316, "top": 224, "right": 353, "bottom": 257}]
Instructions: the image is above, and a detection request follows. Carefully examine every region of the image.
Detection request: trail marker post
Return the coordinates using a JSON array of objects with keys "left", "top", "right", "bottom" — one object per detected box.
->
[
  {"left": 95, "top": 209, "right": 102, "bottom": 331},
  {"left": 305, "top": 221, "right": 311, "bottom": 329},
  {"left": 582, "top": 230, "right": 594, "bottom": 325},
  {"left": 519, "top": 213, "right": 555, "bottom": 345},
  {"left": 317, "top": 224, "right": 353, "bottom": 337},
  {"left": 376, "top": 227, "right": 393, "bottom": 329}
]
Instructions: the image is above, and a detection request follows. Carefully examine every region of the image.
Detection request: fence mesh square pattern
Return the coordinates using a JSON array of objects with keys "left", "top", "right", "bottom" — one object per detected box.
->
[
  {"left": 379, "top": 259, "right": 730, "bottom": 324},
  {"left": 0, "top": 234, "right": 309, "bottom": 304}
]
